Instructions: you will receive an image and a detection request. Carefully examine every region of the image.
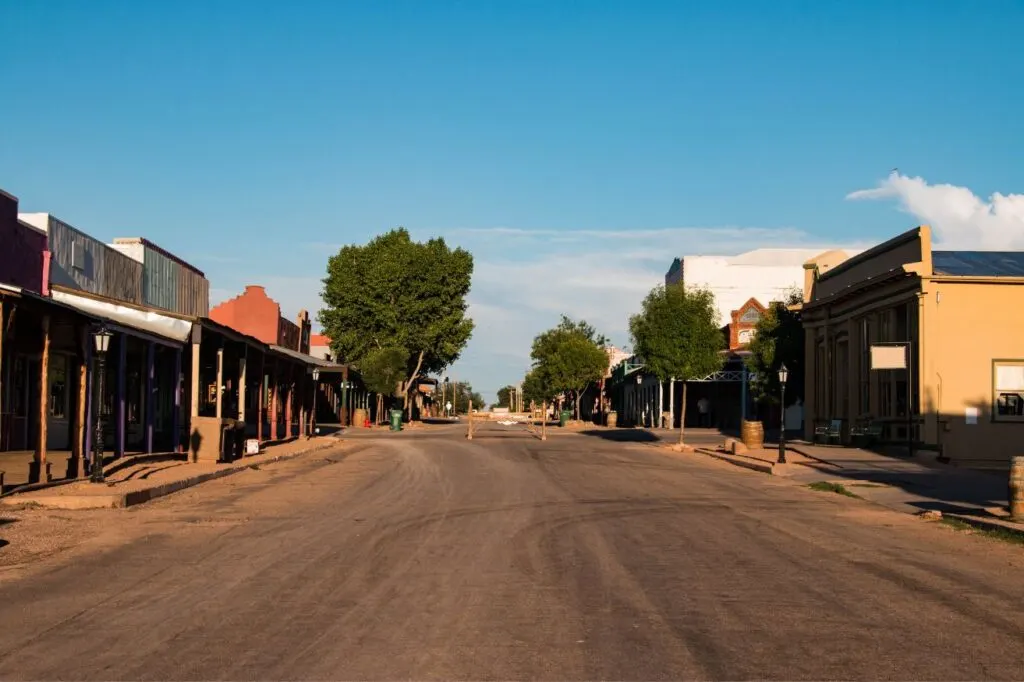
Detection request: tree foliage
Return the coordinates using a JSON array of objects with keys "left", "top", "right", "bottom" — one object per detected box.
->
[
  {"left": 745, "top": 289, "right": 804, "bottom": 407},
  {"left": 434, "top": 381, "right": 484, "bottom": 414},
  {"left": 358, "top": 346, "right": 407, "bottom": 396},
  {"left": 530, "top": 316, "right": 608, "bottom": 420},
  {"left": 319, "top": 228, "right": 474, "bottom": 415},
  {"left": 629, "top": 283, "right": 724, "bottom": 443},
  {"left": 494, "top": 385, "right": 514, "bottom": 408}
]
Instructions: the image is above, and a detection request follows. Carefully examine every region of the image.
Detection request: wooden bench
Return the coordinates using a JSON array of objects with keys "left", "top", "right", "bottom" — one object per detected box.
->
[{"left": 813, "top": 419, "right": 843, "bottom": 445}]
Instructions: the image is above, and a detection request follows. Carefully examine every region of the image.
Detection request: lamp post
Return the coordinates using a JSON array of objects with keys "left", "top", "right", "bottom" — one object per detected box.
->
[
  {"left": 90, "top": 326, "right": 113, "bottom": 483},
  {"left": 777, "top": 363, "right": 789, "bottom": 464},
  {"left": 309, "top": 368, "right": 320, "bottom": 439}
]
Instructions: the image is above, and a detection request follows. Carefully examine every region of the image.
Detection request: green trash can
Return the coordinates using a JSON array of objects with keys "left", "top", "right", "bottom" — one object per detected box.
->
[
  {"left": 559, "top": 410, "right": 572, "bottom": 427},
  {"left": 389, "top": 409, "right": 403, "bottom": 432}
]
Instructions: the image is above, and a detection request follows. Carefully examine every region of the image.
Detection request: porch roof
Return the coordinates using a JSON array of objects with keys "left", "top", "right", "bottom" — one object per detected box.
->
[{"left": 268, "top": 344, "right": 351, "bottom": 375}]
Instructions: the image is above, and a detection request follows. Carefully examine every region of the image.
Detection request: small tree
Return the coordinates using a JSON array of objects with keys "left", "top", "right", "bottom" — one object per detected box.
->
[
  {"left": 359, "top": 346, "right": 407, "bottom": 423},
  {"left": 746, "top": 289, "right": 804, "bottom": 409},
  {"left": 495, "top": 385, "right": 514, "bottom": 408},
  {"left": 530, "top": 316, "right": 608, "bottom": 420},
  {"left": 630, "top": 283, "right": 724, "bottom": 445}
]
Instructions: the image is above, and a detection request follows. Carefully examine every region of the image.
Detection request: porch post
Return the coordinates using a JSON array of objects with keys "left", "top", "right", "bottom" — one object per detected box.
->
[
  {"left": 145, "top": 341, "right": 155, "bottom": 453},
  {"left": 83, "top": 335, "right": 93, "bottom": 471},
  {"left": 0, "top": 299, "right": 4, "bottom": 450},
  {"left": 297, "top": 372, "right": 304, "bottom": 437},
  {"left": 116, "top": 334, "right": 126, "bottom": 458},
  {"left": 172, "top": 347, "right": 182, "bottom": 453},
  {"left": 285, "top": 367, "right": 294, "bottom": 438},
  {"left": 658, "top": 381, "right": 665, "bottom": 428},
  {"left": 238, "top": 347, "right": 247, "bottom": 422},
  {"left": 270, "top": 362, "right": 279, "bottom": 440},
  {"left": 257, "top": 353, "right": 265, "bottom": 442},
  {"left": 189, "top": 341, "right": 200, "bottom": 418},
  {"left": 32, "top": 315, "right": 51, "bottom": 483},
  {"left": 215, "top": 344, "right": 224, "bottom": 419},
  {"left": 74, "top": 327, "right": 88, "bottom": 478}
]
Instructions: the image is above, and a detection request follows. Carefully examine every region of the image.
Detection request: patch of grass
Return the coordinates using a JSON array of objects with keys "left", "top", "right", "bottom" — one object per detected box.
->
[
  {"left": 807, "top": 481, "right": 860, "bottom": 498},
  {"left": 939, "top": 517, "right": 1024, "bottom": 545}
]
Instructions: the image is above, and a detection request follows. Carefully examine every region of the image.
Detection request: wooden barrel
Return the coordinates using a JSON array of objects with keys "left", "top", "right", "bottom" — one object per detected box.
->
[
  {"left": 741, "top": 419, "right": 764, "bottom": 450},
  {"left": 353, "top": 408, "right": 368, "bottom": 428},
  {"left": 1010, "top": 456, "right": 1024, "bottom": 520}
]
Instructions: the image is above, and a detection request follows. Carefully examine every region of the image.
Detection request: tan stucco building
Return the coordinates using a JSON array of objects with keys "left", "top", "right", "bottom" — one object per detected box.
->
[{"left": 803, "top": 225, "right": 1024, "bottom": 469}]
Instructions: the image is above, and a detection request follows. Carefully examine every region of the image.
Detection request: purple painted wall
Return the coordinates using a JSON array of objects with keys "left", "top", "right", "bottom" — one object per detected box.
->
[{"left": 0, "top": 189, "right": 48, "bottom": 294}]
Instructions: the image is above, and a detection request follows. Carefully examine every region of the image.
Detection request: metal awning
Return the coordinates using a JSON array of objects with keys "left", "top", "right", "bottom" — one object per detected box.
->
[{"left": 269, "top": 344, "right": 351, "bottom": 375}]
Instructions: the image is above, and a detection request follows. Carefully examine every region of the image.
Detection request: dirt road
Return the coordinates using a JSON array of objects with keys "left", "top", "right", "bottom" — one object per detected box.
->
[{"left": 0, "top": 424, "right": 1021, "bottom": 680}]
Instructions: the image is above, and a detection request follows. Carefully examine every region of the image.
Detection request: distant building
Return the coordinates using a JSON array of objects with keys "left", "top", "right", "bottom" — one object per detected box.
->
[
  {"left": 209, "top": 285, "right": 311, "bottom": 354},
  {"left": 310, "top": 333, "right": 332, "bottom": 360},
  {"left": 726, "top": 297, "right": 767, "bottom": 350},
  {"left": 666, "top": 248, "right": 854, "bottom": 326}
]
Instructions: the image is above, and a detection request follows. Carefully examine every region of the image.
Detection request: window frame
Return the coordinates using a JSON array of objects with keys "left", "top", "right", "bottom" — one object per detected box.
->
[{"left": 992, "top": 359, "right": 1024, "bottom": 423}]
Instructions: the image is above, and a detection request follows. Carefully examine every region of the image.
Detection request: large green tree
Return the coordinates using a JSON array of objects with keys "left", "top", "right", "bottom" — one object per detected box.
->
[
  {"left": 530, "top": 316, "right": 608, "bottom": 420},
  {"left": 494, "top": 385, "right": 514, "bottom": 409},
  {"left": 630, "top": 283, "right": 724, "bottom": 444},
  {"left": 745, "top": 290, "right": 804, "bottom": 409},
  {"left": 319, "top": 228, "right": 474, "bottom": 416}
]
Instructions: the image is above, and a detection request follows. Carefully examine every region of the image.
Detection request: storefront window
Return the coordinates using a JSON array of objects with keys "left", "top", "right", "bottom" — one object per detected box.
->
[
  {"left": 994, "top": 361, "right": 1024, "bottom": 422},
  {"left": 48, "top": 355, "right": 68, "bottom": 419}
]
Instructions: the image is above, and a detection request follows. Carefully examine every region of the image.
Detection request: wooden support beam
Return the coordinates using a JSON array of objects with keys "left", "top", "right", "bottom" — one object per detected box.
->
[
  {"left": 74, "top": 334, "right": 88, "bottom": 477},
  {"left": 32, "top": 315, "right": 51, "bottom": 483},
  {"left": 116, "top": 335, "right": 126, "bottom": 458},
  {"left": 238, "top": 348, "right": 247, "bottom": 422},
  {"left": 0, "top": 299, "right": 4, "bottom": 451},
  {"left": 215, "top": 345, "right": 224, "bottom": 419},
  {"left": 270, "top": 362, "right": 279, "bottom": 440},
  {"left": 145, "top": 342, "right": 155, "bottom": 453},
  {"left": 189, "top": 342, "right": 200, "bottom": 418}
]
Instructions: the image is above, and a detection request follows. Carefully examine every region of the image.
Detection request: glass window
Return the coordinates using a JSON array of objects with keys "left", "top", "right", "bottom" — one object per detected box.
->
[
  {"left": 994, "top": 361, "right": 1024, "bottom": 422},
  {"left": 48, "top": 355, "right": 68, "bottom": 419}
]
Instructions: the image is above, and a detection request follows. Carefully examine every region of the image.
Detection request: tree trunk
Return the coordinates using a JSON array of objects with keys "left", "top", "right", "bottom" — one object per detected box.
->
[
  {"left": 574, "top": 390, "right": 581, "bottom": 421},
  {"left": 678, "top": 381, "right": 688, "bottom": 445}
]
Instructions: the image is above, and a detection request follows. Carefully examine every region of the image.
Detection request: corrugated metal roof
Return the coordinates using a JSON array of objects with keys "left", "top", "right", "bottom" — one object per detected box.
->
[{"left": 932, "top": 251, "right": 1024, "bottom": 277}]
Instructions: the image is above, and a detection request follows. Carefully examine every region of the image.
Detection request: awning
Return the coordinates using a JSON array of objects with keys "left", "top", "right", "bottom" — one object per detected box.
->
[
  {"left": 269, "top": 344, "right": 351, "bottom": 375},
  {"left": 51, "top": 289, "right": 192, "bottom": 344}
]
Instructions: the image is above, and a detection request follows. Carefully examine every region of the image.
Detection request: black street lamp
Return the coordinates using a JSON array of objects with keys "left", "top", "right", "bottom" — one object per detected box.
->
[
  {"left": 777, "top": 363, "right": 789, "bottom": 464},
  {"left": 309, "top": 368, "right": 320, "bottom": 439},
  {"left": 90, "top": 326, "right": 113, "bottom": 483}
]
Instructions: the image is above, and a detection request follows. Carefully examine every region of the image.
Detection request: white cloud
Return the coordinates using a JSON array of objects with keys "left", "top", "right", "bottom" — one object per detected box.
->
[{"left": 847, "top": 172, "right": 1024, "bottom": 249}]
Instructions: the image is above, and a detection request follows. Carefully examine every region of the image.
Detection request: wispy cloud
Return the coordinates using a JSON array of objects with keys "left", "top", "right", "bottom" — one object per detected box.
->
[{"left": 848, "top": 172, "right": 1024, "bottom": 249}]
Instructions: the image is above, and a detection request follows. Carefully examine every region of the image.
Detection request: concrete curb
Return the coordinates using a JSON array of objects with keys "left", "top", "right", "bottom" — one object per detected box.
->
[
  {"left": 1, "top": 440, "right": 340, "bottom": 510},
  {"left": 694, "top": 448, "right": 776, "bottom": 475},
  {"left": 942, "top": 512, "right": 1024, "bottom": 539}
]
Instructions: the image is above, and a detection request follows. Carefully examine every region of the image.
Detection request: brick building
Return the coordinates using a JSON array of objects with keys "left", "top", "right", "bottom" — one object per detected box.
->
[{"left": 209, "top": 285, "right": 311, "bottom": 354}]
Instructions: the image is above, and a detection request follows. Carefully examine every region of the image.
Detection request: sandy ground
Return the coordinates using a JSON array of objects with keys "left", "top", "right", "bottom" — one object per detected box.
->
[{"left": 0, "top": 423, "right": 1021, "bottom": 680}]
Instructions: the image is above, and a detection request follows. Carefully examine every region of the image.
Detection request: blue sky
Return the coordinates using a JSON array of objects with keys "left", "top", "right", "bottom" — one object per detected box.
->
[{"left": 3, "top": 1, "right": 1023, "bottom": 399}]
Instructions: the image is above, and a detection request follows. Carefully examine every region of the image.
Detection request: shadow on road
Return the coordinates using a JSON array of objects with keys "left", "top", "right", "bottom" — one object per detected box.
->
[{"left": 577, "top": 429, "right": 661, "bottom": 443}]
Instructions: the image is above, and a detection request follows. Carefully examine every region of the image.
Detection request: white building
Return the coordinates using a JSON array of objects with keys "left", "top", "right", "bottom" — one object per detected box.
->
[{"left": 665, "top": 248, "right": 853, "bottom": 326}]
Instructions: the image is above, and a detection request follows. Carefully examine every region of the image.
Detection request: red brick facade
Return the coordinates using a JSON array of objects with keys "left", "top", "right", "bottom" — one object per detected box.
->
[
  {"left": 728, "top": 297, "right": 766, "bottom": 350},
  {"left": 210, "top": 285, "right": 311, "bottom": 353}
]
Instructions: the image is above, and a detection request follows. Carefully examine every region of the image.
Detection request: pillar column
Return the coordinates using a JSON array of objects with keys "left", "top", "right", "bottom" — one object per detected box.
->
[
  {"left": 238, "top": 349, "right": 247, "bottom": 422},
  {"left": 298, "top": 373, "right": 307, "bottom": 437},
  {"left": 145, "top": 341, "right": 155, "bottom": 453},
  {"left": 189, "top": 342, "right": 200, "bottom": 418},
  {"left": 658, "top": 381, "right": 665, "bottom": 428},
  {"left": 31, "top": 315, "right": 50, "bottom": 483},
  {"left": 73, "top": 327, "right": 88, "bottom": 478},
  {"left": 215, "top": 344, "right": 224, "bottom": 419},
  {"left": 83, "top": 335, "right": 93, "bottom": 471},
  {"left": 116, "top": 333, "right": 126, "bottom": 458},
  {"left": 285, "top": 368, "right": 294, "bottom": 438},
  {"left": 0, "top": 300, "right": 4, "bottom": 451},
  {"left": 270, "top": 364, "right": 279, "bottom": 440}
]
